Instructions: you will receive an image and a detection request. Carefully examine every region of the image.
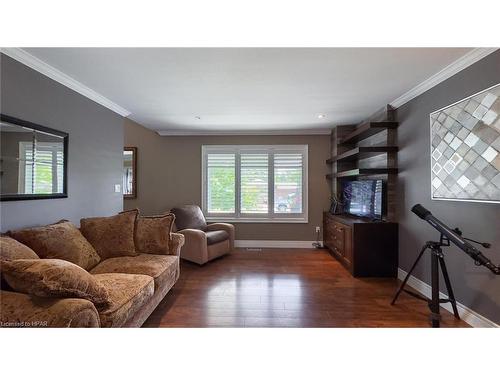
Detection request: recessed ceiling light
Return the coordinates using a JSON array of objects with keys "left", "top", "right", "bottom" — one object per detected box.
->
[
  {"left": 195, "top": 116, "right": 201, "bottom": 120},
  {"left": 318, "top": 114, "right": 326, "bottom": 119}
]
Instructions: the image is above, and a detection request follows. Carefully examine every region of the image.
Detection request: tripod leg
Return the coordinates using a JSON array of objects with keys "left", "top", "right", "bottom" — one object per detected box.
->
[
  {"left": 430, "top": 250, "right": 441, "bottom": 328},
  {"left": 391, "top": 244, "right": 428, "bottom": 305},
  {"left": 439, "top": 257, "right": 460, "bottom": 319}
]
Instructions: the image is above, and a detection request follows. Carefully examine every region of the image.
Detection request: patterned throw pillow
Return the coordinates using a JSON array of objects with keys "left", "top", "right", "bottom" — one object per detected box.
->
[
  {"left": 8, "top": 221, "right": 100, "bottom": 270},
  {"left": 0, "top": 236, "right": 40, "bottom": 290},
  {"left": 135, "top": 213, "right": 175, "bottom": 255},
  {"left": 1, "top": 259, "right": 110, "bottom": 309},
  {"left": 0, "top": 236, "right": 40, "bottom": 261},
  {"left": 80, "top": 209, "right": 138, "bottom": 260}
]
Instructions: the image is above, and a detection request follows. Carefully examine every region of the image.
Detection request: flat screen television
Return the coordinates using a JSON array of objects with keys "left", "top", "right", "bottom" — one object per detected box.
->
[{"left": 342, "top": 179, "right": 384, "bottom": 220}]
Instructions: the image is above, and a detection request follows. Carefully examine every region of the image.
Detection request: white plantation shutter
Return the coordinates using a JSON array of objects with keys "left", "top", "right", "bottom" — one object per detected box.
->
[
  {"left": 202, "top": 145, "right": 307, "bottom": 222},
  {"left": 274, "top": 153, "right": 303, "bottom": 170},
  {"left": 274, "top": 153, "right": 303, "bottom": 214},
  {"left": 56, "top": 149, "right": 64, "bottom": 193},
  {"left": 34, "top": 148, "right": 54, "bottom": 193},
  {"left": 206, "top": 153, "right": 236, "bottom": 214},
  {"left": 240, "top": 154, "right": 268, "bottom": 214},
  {"left": 22, "top": 145, "right": 35, "bottom": 194}
]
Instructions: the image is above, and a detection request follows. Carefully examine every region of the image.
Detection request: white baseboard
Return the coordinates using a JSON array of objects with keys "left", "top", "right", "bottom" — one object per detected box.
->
[
  {"left": 397, "top": 268, "right": 498, "bottom": 328},
  {"left": 235, "top": 240, "right": 322, "bottom": 249}
]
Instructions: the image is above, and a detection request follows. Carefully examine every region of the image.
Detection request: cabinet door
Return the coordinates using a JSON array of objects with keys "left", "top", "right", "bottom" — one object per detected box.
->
[
  {"left": 343, "top": 226, "right": 353, "bottom": 266},
  {"left": 334, "top": 224, "right": 345, "bottom": 256},
  {"left": 323, "top": 215, "right": 335, "bottom": 250}
]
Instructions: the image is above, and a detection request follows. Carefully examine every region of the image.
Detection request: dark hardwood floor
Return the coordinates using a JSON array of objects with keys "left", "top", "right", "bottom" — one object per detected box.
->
[{"left": 143, "top": 248, "right": 469, "bottom": 328}]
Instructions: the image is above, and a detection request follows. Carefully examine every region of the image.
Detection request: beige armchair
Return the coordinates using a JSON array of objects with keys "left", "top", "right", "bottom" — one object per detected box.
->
[{"left": 170, "top": 205, "right": 234, "bottom": 265}]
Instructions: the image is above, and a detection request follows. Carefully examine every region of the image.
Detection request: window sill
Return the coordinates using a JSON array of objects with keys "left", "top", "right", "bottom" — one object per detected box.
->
[{"left": 206, "top": 217, "right": 308, "bottom": 224}]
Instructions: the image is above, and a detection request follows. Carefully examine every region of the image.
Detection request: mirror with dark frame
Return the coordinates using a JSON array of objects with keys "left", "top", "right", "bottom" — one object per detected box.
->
[
  {"left": 0, "top": 114, "right": 68, "bottom": 201},
  {"left": 123, "top": 147, "right": 137, "bottom": 199}
]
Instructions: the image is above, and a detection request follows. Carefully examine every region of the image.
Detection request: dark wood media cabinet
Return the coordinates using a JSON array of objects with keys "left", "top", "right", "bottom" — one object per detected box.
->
[{"left": 323, "top": 212, "right": 398, "bottom": 277}]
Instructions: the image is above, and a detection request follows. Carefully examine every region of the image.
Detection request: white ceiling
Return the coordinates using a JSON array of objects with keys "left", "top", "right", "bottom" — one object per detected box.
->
[{"left": 21, "top": 48, "right": 473, "bottom": 133}]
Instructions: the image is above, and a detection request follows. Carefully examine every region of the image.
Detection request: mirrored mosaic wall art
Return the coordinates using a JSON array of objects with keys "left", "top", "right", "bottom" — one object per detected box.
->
[{"left": 430, "top": 83, "right": 500, "bottom": 203}]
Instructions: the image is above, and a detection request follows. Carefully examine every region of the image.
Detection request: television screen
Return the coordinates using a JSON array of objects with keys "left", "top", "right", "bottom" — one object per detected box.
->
[{"left": 342, "top": 180, "right": 383, "bottom": 219}]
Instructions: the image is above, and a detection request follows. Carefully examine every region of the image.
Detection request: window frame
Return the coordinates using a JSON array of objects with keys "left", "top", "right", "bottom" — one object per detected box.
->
[{"left": 201, "top": 144, "right": 308, "bottom": 223}]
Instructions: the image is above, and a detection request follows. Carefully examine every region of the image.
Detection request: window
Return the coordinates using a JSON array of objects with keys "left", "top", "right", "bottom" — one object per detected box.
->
[
  {"left": 206, "top": 153, "right": 236, "bottom": 214},
  {"left": 202, "top": 145, "right": 308, "bottom": 222}
]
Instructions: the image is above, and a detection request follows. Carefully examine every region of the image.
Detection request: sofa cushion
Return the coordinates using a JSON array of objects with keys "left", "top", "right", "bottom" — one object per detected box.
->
[
  {"left": 206, "top": 230, "right": 229, "bottom": 245},
  {"left": 0, "top": 236, "right": 39, "bottom": 261},
  {"left": 135, "top": 213, "right": 175, "bottom": 255},
  {"left": 0, "top": 259, "right": 110, "bottom": 309},
  {"left": 90, "top": 253, "right": 178, "bottom": 291},
  {"left": 92, "top": 273, "right": 154, "bottom": 327},
  {"left": 170, "top": 205, "right": 207, "bottom": 231},
  {"left": 0, "top": 290, "right": 101, "bottom": 328},
  {"left": 8, "top": 221, "right": 100, "bottom": 270},
  {"left": 80, "top": 209, "right": 138, "bottom": 260}
]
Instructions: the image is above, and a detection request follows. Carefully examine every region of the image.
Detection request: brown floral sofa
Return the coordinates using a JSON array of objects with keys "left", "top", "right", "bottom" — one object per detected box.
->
[{"left": 0, "top": 210, "right": 184, "bottom": 328}]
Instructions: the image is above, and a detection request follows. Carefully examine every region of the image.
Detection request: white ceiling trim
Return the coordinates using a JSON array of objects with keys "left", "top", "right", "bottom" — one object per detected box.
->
[
  {"left": 1, "top": 48, "right": 131, "bottom": 117},
  {"left": 390, "top": 47, "right": 498, "bottom": 108},
  {"left": 156, "top": 129, "right": 332, "bottom": 136},
  {"left": 3, "top": 47, "right": 495, "bottom": 130}
]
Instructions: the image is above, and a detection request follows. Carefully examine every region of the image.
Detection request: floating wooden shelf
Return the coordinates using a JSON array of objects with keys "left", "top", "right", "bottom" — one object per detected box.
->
[
  {"left": 327, "top": 168, "right": 398, "bottom": 179},
  {"left": 331, "top": 146, "right": 398, "bottom": 162},
  {"left": 339, "top": 122, "right": 398, "bottom": 145},
  {"left": 327, "top": 105, "right": 399, "bottom": 223}
]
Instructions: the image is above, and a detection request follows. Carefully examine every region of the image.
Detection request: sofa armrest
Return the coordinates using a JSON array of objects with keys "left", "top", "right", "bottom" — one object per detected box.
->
[
  {"left": 0, "top": 291, "right": 100, "bottom": 328},
  {"left": 168, "top": 232, "right": 185, "bottom": 256},
  {"left": 206, "top": 223, "right": 235, "bottom": 251},
  {"left": 177, "top": 228, "right": 208, "bottom": 264}
]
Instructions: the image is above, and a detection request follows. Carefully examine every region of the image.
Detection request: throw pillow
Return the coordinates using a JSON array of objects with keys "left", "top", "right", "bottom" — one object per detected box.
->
[
  {"left": 8, "top": 221, "right": 101, "bottom": 271},
  {"left": 80, "top": 209, "right": 138, "bottom": 260},
  {"left": 0, "top": 259, "right": 110, "bottom": 308},
  {"left": 0, "top": 236, "right": 40, "bottom": 291},
  {"left": 0, "top": 236, "right": 40, "bottom": 261},
  {"left": 135, "top": 213, "right": 175, "bottom": 255}
]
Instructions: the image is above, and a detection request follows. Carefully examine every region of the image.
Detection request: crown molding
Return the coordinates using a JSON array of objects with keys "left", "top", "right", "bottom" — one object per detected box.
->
[
  {"left": 390, "top": 47, "right": 498, "bottom": 108},
  {"left": 5, "top": 47, "right": 494, "bottom": 125},
  {"left": 1, "top": 48, "right": 131, "bottom": 117},
  {"left": 156, "top": 128, "right": 332, "bottom": 136}
]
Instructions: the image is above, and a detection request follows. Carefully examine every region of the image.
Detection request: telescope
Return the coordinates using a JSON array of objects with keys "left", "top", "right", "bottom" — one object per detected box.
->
[
  {"left": 412, "top": 204, "right": 499, "bottom": 275},
  {"left": 392, "top": 204, "right": 498, "bottom": 327}
]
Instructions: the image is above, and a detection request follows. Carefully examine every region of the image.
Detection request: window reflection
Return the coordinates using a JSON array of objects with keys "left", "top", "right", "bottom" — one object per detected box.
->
[
  {"left": 19, "top": 141, "right": 64, "bottom": 194},
  {"left": 0, "top": 117, "right": 66, "bottom": 200}
]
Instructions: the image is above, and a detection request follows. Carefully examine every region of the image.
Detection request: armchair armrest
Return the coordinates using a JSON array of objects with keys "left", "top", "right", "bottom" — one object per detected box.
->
[
  {"left": 177, "top": 228, "right": 208, "bottom": 264},
  {"left": 168, "top": 232, "right": 185, "bottom": 256},
  {"left": 206, "top": 223, "right": 235, "bottom": 251},
  {"left": 1, "top": 291, "right": 100, "bottom": 328}
]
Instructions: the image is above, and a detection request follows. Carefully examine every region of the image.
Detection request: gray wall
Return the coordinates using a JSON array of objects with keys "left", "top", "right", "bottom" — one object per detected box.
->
[
  {"left": 124, "top": 118, "right": 331, "bottom": 241},
  {"left": 397, "top": 50, "right": 500, "bottom": 324},
  {"left": 0, "top": 54, "right": 124, "bottom": 231}
]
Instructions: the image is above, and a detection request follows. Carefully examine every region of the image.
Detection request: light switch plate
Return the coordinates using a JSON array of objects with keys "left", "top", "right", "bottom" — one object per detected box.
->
[{"left": 114, "top": 184, "right": 121, "bottom": 193}]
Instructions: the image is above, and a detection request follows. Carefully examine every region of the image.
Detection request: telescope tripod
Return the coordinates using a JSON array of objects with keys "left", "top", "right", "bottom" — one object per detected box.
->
[{"left": 391, "top": 235, "right": 460, "bottom": 328}]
